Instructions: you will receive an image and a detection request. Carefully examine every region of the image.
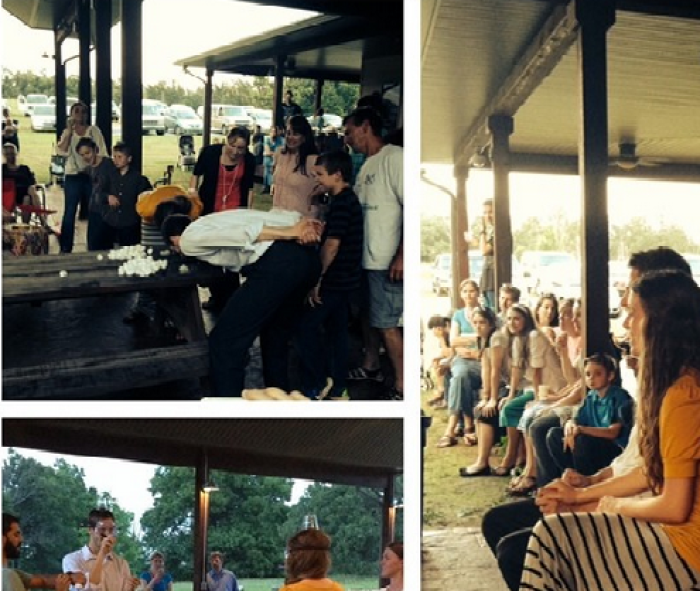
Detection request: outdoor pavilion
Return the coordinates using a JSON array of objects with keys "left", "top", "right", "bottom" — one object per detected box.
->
[
  {"left": 2, "top": 0, "right": 402, "bottom": 171},
  {"left": 3, "top": 418, "right": 403, "bottom": 589},
  {"left": 422, "top": 0, "right": 700, "bottom": 356},
  {"left": 175, "top": 6, "right": 403, "bottom": 147}
]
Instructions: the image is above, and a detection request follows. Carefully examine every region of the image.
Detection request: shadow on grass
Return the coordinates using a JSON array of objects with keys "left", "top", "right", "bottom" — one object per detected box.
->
[{"left": 422, "top": 389, "right": 512, "bottom": 529}]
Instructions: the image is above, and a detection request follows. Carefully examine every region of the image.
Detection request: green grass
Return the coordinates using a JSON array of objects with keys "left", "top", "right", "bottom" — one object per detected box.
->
[
  {"left": 172, "top": 575, "right": 378, "bottom": 591},
  {"left": 422, "top": 388, "right": 511, "bottom": 529}
]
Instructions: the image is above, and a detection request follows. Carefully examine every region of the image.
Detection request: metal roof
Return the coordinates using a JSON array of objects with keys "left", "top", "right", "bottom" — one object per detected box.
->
[
  {"left": 2, "top": 0, "right": 121, "bottom": 34},
  {"left": 175, "top": 13, "right": 402, "bottom": 82},
  {"left": 2, "top": 418, "right": 403, "bottom": 488},
  {"left": 422, "top": 0, "right": 700, "bottom": 174}
]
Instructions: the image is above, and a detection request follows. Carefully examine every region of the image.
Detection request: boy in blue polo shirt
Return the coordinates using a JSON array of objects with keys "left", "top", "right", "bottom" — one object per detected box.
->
[
  {"left": 294, "top": 150, "right": 364, "bottom": 399},
  {"left": 546, "top": 352, "right": 634, "bottom": 477}
]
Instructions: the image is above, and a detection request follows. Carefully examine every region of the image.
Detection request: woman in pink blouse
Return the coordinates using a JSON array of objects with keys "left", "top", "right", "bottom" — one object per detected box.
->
[{"left": 272, "top": 115, "right": 323, "bottom": 217}]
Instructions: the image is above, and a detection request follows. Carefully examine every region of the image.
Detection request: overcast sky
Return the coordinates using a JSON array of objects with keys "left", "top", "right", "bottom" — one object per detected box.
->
[{"left": 1, "top": 0, "right": 316, "bottom": 88}]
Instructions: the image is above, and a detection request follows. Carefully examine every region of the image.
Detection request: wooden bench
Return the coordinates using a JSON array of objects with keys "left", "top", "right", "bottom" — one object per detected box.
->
[{"left": 2, "top": 342, "right": 209, "bottom": 399}]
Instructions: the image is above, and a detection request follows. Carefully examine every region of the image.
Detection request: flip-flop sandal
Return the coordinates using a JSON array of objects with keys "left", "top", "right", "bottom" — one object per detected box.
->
[
  {"left": 459, "top": 465, "right": 491, "bottom": 477},
  {"left": 463, "top": 433, "right": 478, "bottom": 446},
  {"left": 507, "top": 476, "right": 538, "bottom": 497},
  {"left": 491, "top": 465, "right": 515, "bottom": 477},
  {"left": 436, "top": 436, "right": 457, "bottom": 448}
]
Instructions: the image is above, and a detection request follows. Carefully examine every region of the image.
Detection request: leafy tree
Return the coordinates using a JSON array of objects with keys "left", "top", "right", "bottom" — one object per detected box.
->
[
  {"left": 2, "top": 450, "right": 138, "bottom": 575},
  {"left": 140, "top": 467, "right": 293, "bottom": 580},
  {"left": 282, "top": 478, "right": 403, "bottom": 576},
  {"left": 421, "top": 216, "right": 451, "bottom": 262}
]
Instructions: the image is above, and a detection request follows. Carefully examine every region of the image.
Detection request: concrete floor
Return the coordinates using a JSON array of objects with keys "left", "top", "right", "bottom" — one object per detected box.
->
[{"left": 422, "top": 527, "right": 508, "bottom": 591}]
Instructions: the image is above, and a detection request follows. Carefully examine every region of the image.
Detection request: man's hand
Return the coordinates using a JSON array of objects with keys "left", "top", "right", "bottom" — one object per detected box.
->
[
  {"left": 99, "top": 535, "right": 116, "bottom": 555},
  {"left": 388, "top": 251, "right": 403, "bottom": 282},
  {"left": 307, "top": 284, "right": 322, "bottom": 307},
  {"left": 294, "top": 218, "right": 323, "bottom": 244},
  {"left": 108, "top": 195, "right": 120, "bottom": 208},
  {"left": 55, "top": 574, "right": 72, "bottom": 591},
  {"left": 68, "top": 573, "right": 87, "bottom": 586}
]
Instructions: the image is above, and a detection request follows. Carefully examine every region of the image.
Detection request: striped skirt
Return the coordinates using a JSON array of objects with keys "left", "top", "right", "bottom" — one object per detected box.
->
[{"left": 521, "top": 512, "right": 700, "bottom": 590}]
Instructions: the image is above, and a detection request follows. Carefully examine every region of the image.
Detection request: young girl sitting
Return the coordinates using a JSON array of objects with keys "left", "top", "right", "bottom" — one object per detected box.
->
[{"left": 545, "top": 352, "right": 634, "bottom": 479}]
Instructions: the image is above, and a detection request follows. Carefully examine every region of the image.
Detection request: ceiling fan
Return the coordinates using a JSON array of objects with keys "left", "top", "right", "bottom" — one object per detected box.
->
[{"left": 609, "top": 142, "right": 670, "bottom": 170}]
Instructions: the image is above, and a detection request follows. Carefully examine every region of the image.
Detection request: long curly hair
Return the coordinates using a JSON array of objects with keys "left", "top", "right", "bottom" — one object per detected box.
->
[
  {"left": 634, "top": 269, "right": 700, "bottom": 493},
  {"left": 282, "top": 115, "right": 317, "bottom": 176},
  {"left": 504, "top": 304, "right": 536, "bottom": 370}
]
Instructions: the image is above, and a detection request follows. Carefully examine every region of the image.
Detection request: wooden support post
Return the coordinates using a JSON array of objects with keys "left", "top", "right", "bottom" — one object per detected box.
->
[
  {"left": 576, "top": 0, "right": 615, "bottom": 356},
  {"left": 273, "top": 55, "right": 286, "bottom": 129},
  {"left": 451, "top": 165, "right": 469, "bottom": 309},
  {"left": 121, "top": 0, "right": 143, "bottom": 172},
  {"left": 95, "top": 0, "right": 112, "bottom": 151},
  {"left": 488, "top": 115, "right": 514, "bottom": 309},
  {"left": 78, "top": 0, "right": 91, "bottom": 107},
  {"left": 203, "top": 68, "right": 213, "bottom": 147}
]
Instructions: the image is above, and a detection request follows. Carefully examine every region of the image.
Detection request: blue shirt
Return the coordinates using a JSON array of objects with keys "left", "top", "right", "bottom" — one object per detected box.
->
[
  {"left": 140, "top": 572, "right": 173, "bottom": 591},
  {"left": 576, "top": 385, "right": 634, "bottom": 447},
  {"left": 452, "top": 307, "right": 476, "bottom": 336},
  {"left": 206, "top": 568, "right": 239, "bottom": 591}
]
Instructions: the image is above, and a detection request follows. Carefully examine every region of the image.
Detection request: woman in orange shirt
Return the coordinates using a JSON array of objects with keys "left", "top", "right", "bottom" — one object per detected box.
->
[{"left": 521, "top": 269, "right": 700, "bottom": 589}]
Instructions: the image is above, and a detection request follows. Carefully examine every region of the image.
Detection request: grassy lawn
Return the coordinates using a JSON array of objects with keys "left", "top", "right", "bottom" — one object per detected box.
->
[
  {"left": 172, "top": 575, "right": 378, "bottom": 591},
  {"left": 422, "top": 388, "right": 512, "bottom": 529}
]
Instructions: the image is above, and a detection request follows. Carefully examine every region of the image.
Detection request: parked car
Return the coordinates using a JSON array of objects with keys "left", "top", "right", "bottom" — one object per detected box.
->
[
  {"left": 142, "top": 99, "right": 166, "bottom": 135},
  {"left": 431, "top": 251, "right": 484, "bottom": 296},
  {"left": 307, "top": 113, "right": 343, "bottom": 132},
  {"left": 164, "top": 105, "right": 203, "bottom": 135},
  {"left": 30, "top": 104, "right": 56, "bottom": 132},
  {"left": 210, "top": 104, "right": 255, "bottom": 134},
  {"left": 18, "top": 94, "right": 50, "bottom": 117},
  {"left": 250, "top": 108, "right": 273, "bottom": 133},
  {"left": 682, "top": 253, "right": 700, "bottom": 285},
  {"left": 519, "top": 250, "right": 576, "bottom": 294},
  {"left": 90, "top": 101, "right": 121, "bottom": 121}
]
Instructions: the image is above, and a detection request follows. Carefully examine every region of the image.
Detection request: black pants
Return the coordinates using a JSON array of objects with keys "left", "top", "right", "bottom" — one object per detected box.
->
[
  {"left": 482, "top": 499, "right": 541, "bottom": 591},
  {"left": 546, "top": 427, "right": 623, "bottom": 476},
  {"left": 208, "top": 241, "right": 321, "bottom": 396},
  {"left": 530, "top": 414, "right": 562, "bottom": 487}
]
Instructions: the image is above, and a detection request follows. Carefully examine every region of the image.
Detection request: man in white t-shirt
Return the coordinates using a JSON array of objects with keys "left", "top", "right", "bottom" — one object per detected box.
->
[
  {"left": 63, "top": 508, "right": 138, "bottom": 591},
  {"left": 343, "top": 107, "right": 404, "bottom": 400}
]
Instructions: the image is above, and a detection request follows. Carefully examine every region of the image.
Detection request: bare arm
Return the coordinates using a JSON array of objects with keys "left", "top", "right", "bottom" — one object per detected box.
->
[
  {"left": 577, "top": 423, "right": 622, "bottom": 440},
  {"left": 319, "top": 237, "right": 340, "bottom": 275},
  {"left": 256, "top": 218, "right": 322, "bottom": 243},
  {"left": 600, "top": 477, "right": 694, "bottom": 524},
  {"left": 541, "top": 466, "right": 649, "bottom": 506}
]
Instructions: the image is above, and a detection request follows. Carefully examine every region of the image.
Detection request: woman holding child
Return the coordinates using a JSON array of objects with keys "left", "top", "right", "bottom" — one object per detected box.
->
[{"left": 521, "top": 269, "right": 700, "bottom": 589}]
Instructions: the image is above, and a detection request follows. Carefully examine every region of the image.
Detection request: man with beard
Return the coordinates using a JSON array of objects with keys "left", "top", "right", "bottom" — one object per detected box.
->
[
  {"left": 3, "top": 513, "right": 82, "bottom": 591},
  {"left": 63, "top": 508, "right": 139, "bottom": 591}
]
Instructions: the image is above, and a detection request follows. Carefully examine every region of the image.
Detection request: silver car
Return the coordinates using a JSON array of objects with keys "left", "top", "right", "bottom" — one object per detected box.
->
[
  {"left": 30, "top": 104, "right": 56, "bottom": 132},
  {"left": 164, "top": 105, "right": 203, "bottom": 135}
]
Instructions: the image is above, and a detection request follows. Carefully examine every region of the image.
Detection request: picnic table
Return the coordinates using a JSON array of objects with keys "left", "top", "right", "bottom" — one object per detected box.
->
[{"left": 3, "top": 250, "right": 221, "bottom": 399}]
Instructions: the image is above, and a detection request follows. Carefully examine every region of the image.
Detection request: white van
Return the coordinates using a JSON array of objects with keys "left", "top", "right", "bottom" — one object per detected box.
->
[
  {"left": 142, "top": 99, "right": 166, "bottom": 135},
  {"left": 17, "top": 94, "right": 50, "bottom": 117},
  {"left": 208, "top": 104, "right": 254, "bottom": 135}
]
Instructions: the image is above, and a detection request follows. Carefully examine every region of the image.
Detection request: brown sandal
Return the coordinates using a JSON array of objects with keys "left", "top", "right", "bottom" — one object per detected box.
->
[
  {"left": 463, "top": 433, "right": 478, "bottom": 446},
  {"left": 437, "top": 436, "right": 457, "bottom": 448}
]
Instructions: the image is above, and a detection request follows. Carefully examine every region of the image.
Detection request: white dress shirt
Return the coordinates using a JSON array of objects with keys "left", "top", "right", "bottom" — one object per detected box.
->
[{"left": 63, "top": 545, "right": 132, "bottom": 591}]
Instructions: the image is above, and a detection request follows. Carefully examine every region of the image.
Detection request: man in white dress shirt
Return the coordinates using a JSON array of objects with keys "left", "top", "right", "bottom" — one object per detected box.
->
[{"left": 63, "top": 509, "right": 139, "bottom": 591}]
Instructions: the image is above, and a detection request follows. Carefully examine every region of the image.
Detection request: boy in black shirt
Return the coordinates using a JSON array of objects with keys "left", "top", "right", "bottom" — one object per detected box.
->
[{"left": 294, "top": 150, "right": 364, "bottom": 398}]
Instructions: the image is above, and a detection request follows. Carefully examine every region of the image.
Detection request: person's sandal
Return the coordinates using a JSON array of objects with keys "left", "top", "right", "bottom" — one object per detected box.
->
[
  {"left": 463, "top": 432, "right": 478, "bottom": 446},
  {"left": 491, "top": 465, "right": 515, "bottom": 477},
  {"left": 507, "top": 476, "right": 538, "bottom": 497},
  {"left": 436, "top": 436, "right": 457, "bottom": 448},
  {"left": 459, "top": 465, "right": 491, "bottom": 477}
]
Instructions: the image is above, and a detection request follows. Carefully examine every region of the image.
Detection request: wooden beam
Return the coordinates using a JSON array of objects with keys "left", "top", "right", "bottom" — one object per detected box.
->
[{"left": 454, "top": 2, "right": 579, "bottom": 167}]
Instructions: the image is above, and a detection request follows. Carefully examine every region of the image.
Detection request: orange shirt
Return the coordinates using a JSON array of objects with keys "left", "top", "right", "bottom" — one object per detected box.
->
[{"left": 662, "top": 370, "right": 700, "bottom": 572}]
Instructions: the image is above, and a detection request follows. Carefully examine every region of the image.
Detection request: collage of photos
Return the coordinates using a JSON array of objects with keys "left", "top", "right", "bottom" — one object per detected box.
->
[{"left": 3, "top": 1, "right": 700, "bottom": 591}]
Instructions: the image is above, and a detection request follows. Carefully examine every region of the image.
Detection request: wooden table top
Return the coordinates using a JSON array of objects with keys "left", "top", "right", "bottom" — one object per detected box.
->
[{"left": 3, "top": 250, "right": 222, "bottom": 304}]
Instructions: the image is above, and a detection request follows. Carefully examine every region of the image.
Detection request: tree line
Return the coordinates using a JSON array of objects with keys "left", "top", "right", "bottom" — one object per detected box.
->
[
  {"left": 2, "top": 69, "right": 360, "bottom": 117},
  {"left": 3, "top": 450, "right": 402, "bottom": 580},
  {"left": 421, "top": 213, "right": 700, "bottom": 263}
]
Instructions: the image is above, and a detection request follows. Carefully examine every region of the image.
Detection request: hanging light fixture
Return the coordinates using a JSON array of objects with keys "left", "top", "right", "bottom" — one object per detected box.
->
[{"left": 201, "top": 452, "right": 219, "bottom": 493}]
